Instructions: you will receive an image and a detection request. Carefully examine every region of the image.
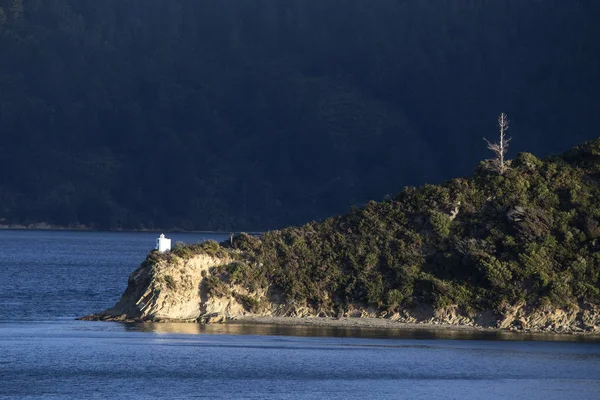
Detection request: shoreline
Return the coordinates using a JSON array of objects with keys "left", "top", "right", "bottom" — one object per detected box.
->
[
  {"left": 224, "top": 315, "right": 594, "bottom": 338},
  {"left": 227, "top": 315, "right": 484, "bottom": 332},
  {"left": 82, "top": 313, "right": 600, "bottom": 339},
  {"left": 222, "top": 316, "right": 600, "bottom": 340}
]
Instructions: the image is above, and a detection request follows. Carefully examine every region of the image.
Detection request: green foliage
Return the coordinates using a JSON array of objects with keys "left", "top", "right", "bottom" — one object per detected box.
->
[
  {"left": 171, "top": 242, "right": 194, "bottom": 259},
  {"left": 478, "top": 256, "right": 511, "bottom": 287},
  {"left": 429, "top": 210, "right": 452, "bottom": 238},
  {"left": 167, "top": 239, "right": 229, "bottom": 260},
  {"left": 385, "top": 289, "right": 404, "bottom": 310},
  {"left": 194, "top": 240, "right": 228, "bottom": 258},
  {"left": 204, "top": 275, "right": 230, "bottom": 298},
  {"left": 232, "top": 234, "right": 262, "bottom": 254},
  {"left": 512, "top": 152, "right": 543, "bottom": 171},
  {"left": 198, "top": 140, "right": 600, "bottom": 315},
  {"left": 227, "top": 261, "right": 268, "bottom": 292},
  {"left": 234, "top": 293, "right": 262, "bottom": 313},
  {"left": 141, "top": 250, "right": 166, "bottom": 269}
]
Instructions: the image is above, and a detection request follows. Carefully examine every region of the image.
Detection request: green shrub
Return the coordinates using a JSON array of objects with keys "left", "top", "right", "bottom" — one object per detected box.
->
[
  {"left": 204, "top": 275, "right": 230, "bottom": 297},
  {"left": 429, "top": 210, "right": 452, "bottom": 238},
  {"left": 479, "top": 256, "right": 513, "bottom": 288},
  {"left": 171, "top": 242, "right": 194, "bottom": 259},
  {"left": 235, "top": 293, "right": 261, "bottom": 313},
  {"left": 512, "top": 152, "right": 543, "bottom": 170},
  {"left": 385, "top": 289, "right": 404, "bottom": 310}
]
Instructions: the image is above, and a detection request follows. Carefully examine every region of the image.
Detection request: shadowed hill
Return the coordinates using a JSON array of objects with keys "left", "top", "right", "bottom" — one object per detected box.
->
[{"left": 1, "top": 0, "right": 599, "bottom": 230}]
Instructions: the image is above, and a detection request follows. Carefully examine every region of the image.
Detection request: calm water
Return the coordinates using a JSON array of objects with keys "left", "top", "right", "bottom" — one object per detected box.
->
[{"left": 1, "top": 230, "right": 599, "bottom": 399}]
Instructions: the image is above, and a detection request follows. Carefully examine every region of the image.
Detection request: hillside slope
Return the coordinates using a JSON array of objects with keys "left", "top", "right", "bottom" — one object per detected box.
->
[
  {"left": 85, "top": 140, "right": 600, "bottom": 333},
  {"left": 1, "top": 0, "right": 600, "bottom": 230}
]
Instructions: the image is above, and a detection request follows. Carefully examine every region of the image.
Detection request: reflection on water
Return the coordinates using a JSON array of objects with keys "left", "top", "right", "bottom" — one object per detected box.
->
[
  {"left": 3, "top": 320, "right": 600, "bottom": 400},
  {"left": 124, "top": 321, "right": 600, "bottom": 342}
]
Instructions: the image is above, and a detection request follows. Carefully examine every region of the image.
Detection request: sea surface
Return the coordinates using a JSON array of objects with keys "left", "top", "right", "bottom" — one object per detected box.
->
[{"left": 1, "top": 230, "right": 599, "bottom": 399}]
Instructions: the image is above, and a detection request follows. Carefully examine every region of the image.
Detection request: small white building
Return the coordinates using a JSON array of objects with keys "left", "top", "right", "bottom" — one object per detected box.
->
[{"left": 156, "top": 233, "right": 171, "bottom": 253}]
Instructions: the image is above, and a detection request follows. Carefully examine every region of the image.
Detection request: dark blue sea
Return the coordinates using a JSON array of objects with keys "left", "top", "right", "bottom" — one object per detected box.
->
[{"left": 1, "top": 230, "right": 599, "bottom": 399}]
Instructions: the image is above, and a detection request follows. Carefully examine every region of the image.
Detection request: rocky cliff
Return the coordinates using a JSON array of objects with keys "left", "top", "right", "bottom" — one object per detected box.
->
[{"left": 84, "top": 253, "right": 238, "bottom": 322}]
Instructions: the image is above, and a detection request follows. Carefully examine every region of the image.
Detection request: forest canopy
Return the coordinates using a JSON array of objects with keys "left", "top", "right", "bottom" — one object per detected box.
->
[{"left": 0, "top": 0, "right": 599, "bottom": 230}]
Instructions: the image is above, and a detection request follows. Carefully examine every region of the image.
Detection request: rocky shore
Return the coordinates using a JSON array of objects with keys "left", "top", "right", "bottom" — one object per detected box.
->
[
  {"left": 228, "top": 315, "right": 481, "bottom": 331},
  {"left": 80, "top": 252, "right": 600, "bottom": 336}
]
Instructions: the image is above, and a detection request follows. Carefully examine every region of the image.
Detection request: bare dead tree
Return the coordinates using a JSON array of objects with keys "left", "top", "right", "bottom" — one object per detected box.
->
[{"left": 484, "top": 112, "right": 511, "bottom": 174}]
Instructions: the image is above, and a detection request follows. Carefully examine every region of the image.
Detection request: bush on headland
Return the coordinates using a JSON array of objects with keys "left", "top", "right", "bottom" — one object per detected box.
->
[{"left": 143, "top": 139, "right": 600, "bottom": 316}]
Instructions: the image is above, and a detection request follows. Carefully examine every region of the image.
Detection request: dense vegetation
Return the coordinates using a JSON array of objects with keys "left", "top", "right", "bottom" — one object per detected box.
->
[
  {"left": 162, "top": 140, "right": 600, "bottom": 314},
  {"left": 1, "top": 1, "right": 599, "bottom": 230}
]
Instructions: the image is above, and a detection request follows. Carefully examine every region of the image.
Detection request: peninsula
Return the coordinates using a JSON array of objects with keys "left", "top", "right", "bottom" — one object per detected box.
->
[{"left": 83, "top": 140, "right": 600, "bottom": 334}]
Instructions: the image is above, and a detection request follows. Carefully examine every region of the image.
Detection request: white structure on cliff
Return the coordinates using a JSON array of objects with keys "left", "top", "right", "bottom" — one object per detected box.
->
[{"left": 156, "top": 233, "right": 171, "bottom": 253}]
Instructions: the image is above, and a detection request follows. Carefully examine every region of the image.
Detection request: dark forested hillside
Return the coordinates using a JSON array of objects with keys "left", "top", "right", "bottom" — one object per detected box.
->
[{"left": 0, "top": 0, "right": 599, "bottom": 230}]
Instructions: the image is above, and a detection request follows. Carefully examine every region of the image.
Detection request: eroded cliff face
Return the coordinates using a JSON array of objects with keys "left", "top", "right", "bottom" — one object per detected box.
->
[
  {"left": 83, "top": 253, "right": 292, "bottom": 323},
  {"left": 493, "top": 302, "right": 600, "bottom": 334},
  {"left": 83, "top": 254, "right": 238, "bottom": 322},
  {"left": 81, "top": 252, "right": 600, "bottom": 334}
]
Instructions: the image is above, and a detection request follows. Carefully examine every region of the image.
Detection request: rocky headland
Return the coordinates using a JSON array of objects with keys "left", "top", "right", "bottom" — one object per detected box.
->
[
  {"left": 82, "top": 140, "right": 600, "bottom": 335},
  {"left": 81, "top": 249, "right": 600, "bottom": 334}
]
